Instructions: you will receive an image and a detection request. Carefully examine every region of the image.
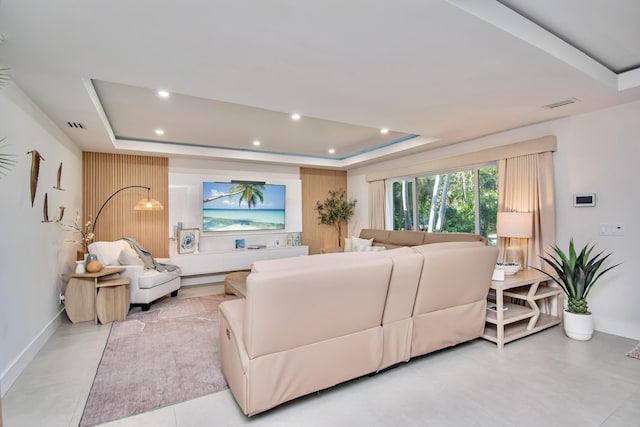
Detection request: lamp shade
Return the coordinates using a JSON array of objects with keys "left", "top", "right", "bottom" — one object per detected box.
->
[
  {"left": 497, "top": 212, "right": 533, "bottom": 238},
  {"left": 133, "top": 197, "right": 164, "bottom": 211}
]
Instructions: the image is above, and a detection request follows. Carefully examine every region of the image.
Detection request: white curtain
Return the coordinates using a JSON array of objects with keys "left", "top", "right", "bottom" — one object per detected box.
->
[
  {"left": 498, "top": 152, "right": 556, "bottom": 312},
  {"left": 498, "top": 151, "right": 555, "bottom": 268},
  {"left": 368, "top": 180, "right": 386, "bottom": 229}
]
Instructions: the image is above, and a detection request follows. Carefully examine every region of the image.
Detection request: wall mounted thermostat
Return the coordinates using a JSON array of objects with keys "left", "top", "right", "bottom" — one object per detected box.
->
[{"left": 573, "top": 193, "right": 596, "bottom": 207}]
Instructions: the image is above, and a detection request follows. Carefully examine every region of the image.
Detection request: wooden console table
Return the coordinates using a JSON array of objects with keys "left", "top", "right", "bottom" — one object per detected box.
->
[
  {"left": 63, "top": 267, "right": 130, "bottom": 324},
  {"left": 483, "top": 269, "right": 563, "bottom": 349}
]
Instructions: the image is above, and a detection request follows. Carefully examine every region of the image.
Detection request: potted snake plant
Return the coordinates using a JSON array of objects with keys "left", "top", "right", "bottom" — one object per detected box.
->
[{"left": 533, "top": 239, "right": 620, "bottom": 340}]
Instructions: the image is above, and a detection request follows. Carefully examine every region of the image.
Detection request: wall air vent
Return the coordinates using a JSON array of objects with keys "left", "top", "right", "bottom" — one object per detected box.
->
[
  {"left": 67, "top": 121, "right": 86, "bottom": 129},
  {"left": 542, "top": 97, "right": 580, "bottom": 109}
]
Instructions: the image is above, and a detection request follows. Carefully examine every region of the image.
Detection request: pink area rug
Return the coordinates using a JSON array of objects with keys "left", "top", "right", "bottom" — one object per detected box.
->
[
  {"left": 626, "top": 343, "right": 640, "bottom": 360},
  {"left": 80, "top": 293, "right": 233, "bottom": 426}
]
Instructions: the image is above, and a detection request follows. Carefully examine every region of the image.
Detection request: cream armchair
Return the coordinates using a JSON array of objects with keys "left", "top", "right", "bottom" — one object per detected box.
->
[{"left": 88, "top": 240, "right": 181, "bottom": 311}]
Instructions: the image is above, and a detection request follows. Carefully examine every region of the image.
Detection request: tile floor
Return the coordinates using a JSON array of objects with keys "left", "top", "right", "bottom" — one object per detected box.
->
[{"left": 3, "top": 284, "right": 640, "bottom": 427}]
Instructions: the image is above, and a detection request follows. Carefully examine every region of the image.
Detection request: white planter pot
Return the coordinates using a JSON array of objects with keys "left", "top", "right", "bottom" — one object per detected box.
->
[{"left": 563, "top": 310, "right": 594, "bottom": 341}]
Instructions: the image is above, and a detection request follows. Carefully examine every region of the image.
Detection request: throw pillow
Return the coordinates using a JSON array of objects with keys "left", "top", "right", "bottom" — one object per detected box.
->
[
  {"left": 118, "top": 250, "right": 144, "bottom": 266},
  {"left": 344, "top": 237, "right": 353, "bottom": 252},
  {"left": 351, "top": 236, "right": 374, "bottom": 247},
  {"left": 88, "top": 240, "right": 130, "bottom": 266}
]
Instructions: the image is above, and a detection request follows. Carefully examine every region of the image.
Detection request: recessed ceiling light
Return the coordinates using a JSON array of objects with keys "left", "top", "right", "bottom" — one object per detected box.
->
[
  {"left": 253, "top": 140, "right": 261, "bottom": 146},
  {"left": 157, "top": 90, "right": 170, "bottom": 98},
  {"left": 155, "top": 129, "right": 165, "bottom": 135},
  {"left": 380, "top": 128, "right": 389, "bottom": 134},
  {"left": 291, "top": 113, "right": 301, "bottom": 120},
  {"left": 328, "top": 148, "right": 336, "bottom": 154}
]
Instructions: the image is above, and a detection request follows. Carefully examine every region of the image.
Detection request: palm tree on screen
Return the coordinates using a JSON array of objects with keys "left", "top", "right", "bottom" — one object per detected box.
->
[
  {"left": 203, "top": 183, "right": 265, "bottom": 208},
  {"left": 230, "top": 183, "right": 265, "bottom": 208}
]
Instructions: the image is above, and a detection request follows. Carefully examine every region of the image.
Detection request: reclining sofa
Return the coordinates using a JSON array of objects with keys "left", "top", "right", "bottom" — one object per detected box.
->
[
  {"left": 322, "top": 229, "right": 488, "bottom": 252},
  {"left": 219, "top": 240, "right": 498, "bottom": 415}
]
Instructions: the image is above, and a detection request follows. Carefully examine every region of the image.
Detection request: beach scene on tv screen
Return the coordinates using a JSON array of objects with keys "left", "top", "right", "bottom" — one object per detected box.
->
[{"left": 203, "top": 182, "right": 286, "bottom": 232}]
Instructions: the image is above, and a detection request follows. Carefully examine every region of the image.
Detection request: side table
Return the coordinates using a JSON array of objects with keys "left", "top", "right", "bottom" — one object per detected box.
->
[
  {"left": 63, "top": 267, "right": 129, "bottom": 324},
  {"left": 224, "top": 271, "right": 249, "bottom": 297},
  {"left": 483, "top": 268, "right": 563, "bottom": 349}
]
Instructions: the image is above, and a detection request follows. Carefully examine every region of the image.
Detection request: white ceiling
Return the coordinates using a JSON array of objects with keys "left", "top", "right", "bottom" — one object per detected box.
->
[{"left": 1, "top": 0, "right": 639, "bottom": 169}]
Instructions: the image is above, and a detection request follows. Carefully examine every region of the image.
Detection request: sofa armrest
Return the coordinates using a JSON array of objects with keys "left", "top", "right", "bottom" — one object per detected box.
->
[
  {"left": 220, "top": 299, "right": 250, "bottom": 372},
  {"left": 115, "top": 264, "right": 145, "bottom": 289}
]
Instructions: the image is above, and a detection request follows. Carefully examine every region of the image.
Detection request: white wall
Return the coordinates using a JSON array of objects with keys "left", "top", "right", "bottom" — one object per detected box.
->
[
  {"left": 168, "top": 158, "right": 301, "bottom": 254},
  {"left": 349, "top": 100, "right": 640, "bottom": 340},
  {"left": 0, "top": 83, "right": 82, "bottom": 396}
]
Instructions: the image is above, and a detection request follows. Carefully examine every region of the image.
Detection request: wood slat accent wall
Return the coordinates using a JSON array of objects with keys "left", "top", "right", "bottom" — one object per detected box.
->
[
  {"left": 300, "top": 167, "right": 348, "bottom": 255},
  {"left": 82, "top": 152, "right": 169, "bottom": 257}
]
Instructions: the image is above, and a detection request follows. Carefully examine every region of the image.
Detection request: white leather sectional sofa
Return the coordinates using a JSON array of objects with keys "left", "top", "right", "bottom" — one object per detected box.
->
[{"left": 219, "top": 241, "right": 498, "bottom": 415}]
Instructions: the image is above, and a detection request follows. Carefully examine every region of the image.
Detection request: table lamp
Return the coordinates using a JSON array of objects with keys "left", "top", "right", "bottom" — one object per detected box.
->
[{"left": 497, "top": 211, "right": 533, "bottom": 269}]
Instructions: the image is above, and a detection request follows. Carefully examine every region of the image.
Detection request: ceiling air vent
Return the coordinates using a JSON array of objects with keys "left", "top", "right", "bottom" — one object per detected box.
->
[
  {"left": 542, "top": 97, "right": 580, "bottom": 109},
  {"left": 67, "top": 121, "right": 86, "bottom": 130}
]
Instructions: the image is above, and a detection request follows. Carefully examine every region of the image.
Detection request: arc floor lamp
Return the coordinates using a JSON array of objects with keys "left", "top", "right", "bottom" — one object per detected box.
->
[{"left": 91, "top": 185, "right": 163, "bottom": 234}]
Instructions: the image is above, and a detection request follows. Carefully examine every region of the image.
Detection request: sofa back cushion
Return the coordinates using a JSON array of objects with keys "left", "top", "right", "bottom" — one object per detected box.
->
[
  {"left": 359, "top": 229, "right": 390, "bottom": 245},
  {"left": 388, "top": 231, "right": 426, "bottom": 247},
  {"left": 252, "top": 251, "right": 385, "bottom": 273},
  {"left": 412, "top": 243, "right": 498, "bottom": 314},
  {"left": 358, "top": 229, "right": 488, "bottom": 248},
  {"left": 421, "top": 232, "right": 487, "bottom": 245},
  {"left": 244, "top": 255, "right": 393, "bottom": 358}
]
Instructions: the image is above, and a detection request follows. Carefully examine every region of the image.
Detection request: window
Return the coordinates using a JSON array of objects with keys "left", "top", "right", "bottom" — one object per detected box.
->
[{"left": 387, "top": 164, "right": 497, "bottom": 245}]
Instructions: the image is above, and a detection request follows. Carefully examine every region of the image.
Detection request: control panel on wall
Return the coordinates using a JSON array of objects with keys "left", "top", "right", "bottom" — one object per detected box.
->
[{"left": 573, "top": 193, "right": 596, "bottom": 207}]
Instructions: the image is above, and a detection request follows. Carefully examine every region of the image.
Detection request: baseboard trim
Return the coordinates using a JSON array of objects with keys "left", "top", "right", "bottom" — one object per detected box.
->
[{"left": 0, "top": 308, "right": 64, "bottom": 397}]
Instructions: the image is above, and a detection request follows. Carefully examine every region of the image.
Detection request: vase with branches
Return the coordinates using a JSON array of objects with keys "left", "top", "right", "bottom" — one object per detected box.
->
[
  {"left": 315, "top": 189, "right": 357, "bottom": 248},
  {"left": 57, "top": 212, "right": 94, "bottom": 256}
]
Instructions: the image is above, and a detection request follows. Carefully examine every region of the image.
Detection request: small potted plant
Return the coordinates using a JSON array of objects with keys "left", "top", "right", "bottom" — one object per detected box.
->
[{"left": 533, "top": 238, "right": 620, "bottom": 340}]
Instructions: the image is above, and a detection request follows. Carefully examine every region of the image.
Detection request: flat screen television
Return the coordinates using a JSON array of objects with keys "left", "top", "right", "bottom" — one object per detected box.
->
[{"left": 202, "top": 182, "right": 286, "bottom": 232}]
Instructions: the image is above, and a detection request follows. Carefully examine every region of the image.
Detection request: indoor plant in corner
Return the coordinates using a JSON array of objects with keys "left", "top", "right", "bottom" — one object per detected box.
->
[
  {"left": 315, "top": 189, "right": 357, "bottom": 248},
  {"left": 533, "top": 239, "right": 620, "bottom": 341}
]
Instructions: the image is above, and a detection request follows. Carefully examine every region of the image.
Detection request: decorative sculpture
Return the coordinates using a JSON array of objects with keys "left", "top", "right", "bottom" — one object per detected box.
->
[
  {"left": 53, "top": 162, "right": 64, "bottom": 190},
  {"left": 27, "top": 150, "right": 45, "bottom": 207},
  {"left": 41, "top": 192, "right": 52, "bottom": 223},
  {"left": 55, "top": 205, "right": 66, "bottom": 222}
]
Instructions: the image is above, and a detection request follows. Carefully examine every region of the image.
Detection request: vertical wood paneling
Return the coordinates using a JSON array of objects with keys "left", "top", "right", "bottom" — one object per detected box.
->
[
  {"left": 82, "top": 152, "right": 169, "bottom": 257},
  {"left": 300, "top": 167, "right": 348, "bottom": 255}
]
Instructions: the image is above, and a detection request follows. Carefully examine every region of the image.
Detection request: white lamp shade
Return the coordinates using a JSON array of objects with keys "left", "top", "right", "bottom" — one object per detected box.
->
[{"left": 497, "top": 212, "right": 533, "bottom": 238}]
